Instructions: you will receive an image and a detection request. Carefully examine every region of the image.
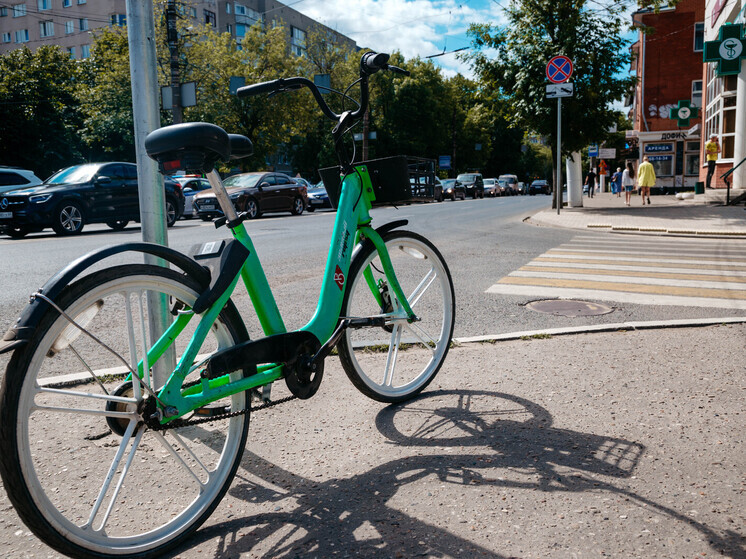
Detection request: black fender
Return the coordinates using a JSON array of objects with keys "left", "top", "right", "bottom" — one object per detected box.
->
[{"left": 0, "top": 242, "right": 211, "bottom": 354}]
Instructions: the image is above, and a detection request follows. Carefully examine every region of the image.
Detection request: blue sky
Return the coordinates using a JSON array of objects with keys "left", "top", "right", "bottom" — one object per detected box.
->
[{"left": 291, "top": 0, "right": 638, "bottom": 80}]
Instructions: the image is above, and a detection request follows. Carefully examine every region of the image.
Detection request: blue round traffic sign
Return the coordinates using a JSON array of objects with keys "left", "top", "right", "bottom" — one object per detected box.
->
[{"left": 546, "top": 55, "right": 573, "bottom": 84}]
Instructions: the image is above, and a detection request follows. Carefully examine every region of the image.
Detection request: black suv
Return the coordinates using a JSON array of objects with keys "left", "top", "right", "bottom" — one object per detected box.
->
[
  {"left": 456, "top": 173, "right": 484, "bottom": 199},
  {"left": 0, "top": 162, "right": 184, "bottom": 238}
]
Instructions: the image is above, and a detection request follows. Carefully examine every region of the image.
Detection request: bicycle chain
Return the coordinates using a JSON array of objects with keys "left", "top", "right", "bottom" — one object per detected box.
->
[{"left": 149, "top": 394, "right": 298, "bottom": 431}]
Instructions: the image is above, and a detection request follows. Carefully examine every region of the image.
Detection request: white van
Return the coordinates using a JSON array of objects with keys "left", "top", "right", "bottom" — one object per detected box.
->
[{"left": 498, "top": 174, "right": 519, "bottom": 195}]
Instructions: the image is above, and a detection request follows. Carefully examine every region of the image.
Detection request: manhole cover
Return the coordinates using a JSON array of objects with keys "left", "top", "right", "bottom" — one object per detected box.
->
[{"left": 526, "top": 299, "right": 614, "bottom": 318}]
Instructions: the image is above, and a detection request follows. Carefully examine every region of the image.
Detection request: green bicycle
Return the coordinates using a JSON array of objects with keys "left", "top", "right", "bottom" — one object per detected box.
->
[{"left": 0, "top": 52, "right": 455, "bottom": 558}]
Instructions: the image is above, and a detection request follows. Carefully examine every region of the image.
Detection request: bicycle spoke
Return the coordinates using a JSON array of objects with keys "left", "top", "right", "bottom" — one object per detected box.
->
[
  {"left": 36, "top": 387, "right": 136, "bottom": 405},
  {"left": 31, "top": 404, "right": 133, "bottom": 419},
  {"left": 403, "top": 321, "right": 438, "bottom": 353},
  {"left": 137, "top": 291, "right": 152, "bottom": 389},
  {"left": 407, "top": 267, "right": 437, "bottom": 309},
  {"left": 382, "top": 324, "right": 402, "bottom": 387},
  {"left": 123, "top": 291, "right": 142, "bottom": 400},
  {"left": 152, "top": 431, "right": 207, "bottom": 488},
  {"left": 83, "top": 420, "right": 141, "bottom": 532},
  {"left": 96, "top": 426, "right": 146, "bottom": 533}
]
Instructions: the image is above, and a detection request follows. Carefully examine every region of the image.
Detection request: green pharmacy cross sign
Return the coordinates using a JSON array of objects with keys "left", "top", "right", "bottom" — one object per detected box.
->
[
  {"left": 704, "top": 23, "right": 746, "bottom": 76},
  {"left": 669, "top": 100, "right": 699, "bottom": 127}
]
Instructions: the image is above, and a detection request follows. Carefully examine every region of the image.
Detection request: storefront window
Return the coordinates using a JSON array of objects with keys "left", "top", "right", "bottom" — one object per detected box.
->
[
  {"left": 648, "top": 155, "right": 673, "bottom": 176},
  {"left": 704, "top": 63, "right": 737, "bottom": 161}
]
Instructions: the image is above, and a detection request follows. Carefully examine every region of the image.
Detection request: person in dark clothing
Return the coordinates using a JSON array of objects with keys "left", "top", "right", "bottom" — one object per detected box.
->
[{"left": 584, "top": 168, "right": 596, "bottom": 198}]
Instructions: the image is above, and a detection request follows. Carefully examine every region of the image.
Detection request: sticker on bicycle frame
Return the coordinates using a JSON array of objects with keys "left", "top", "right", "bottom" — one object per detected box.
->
[{"left": 334, "top": 265, "right": 345, "bottom": 290}]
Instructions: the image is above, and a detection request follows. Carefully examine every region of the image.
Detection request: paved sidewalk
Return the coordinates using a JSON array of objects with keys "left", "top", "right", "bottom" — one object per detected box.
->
[{"left": 529, "top": 192, "right": 746, "bottom": 236}]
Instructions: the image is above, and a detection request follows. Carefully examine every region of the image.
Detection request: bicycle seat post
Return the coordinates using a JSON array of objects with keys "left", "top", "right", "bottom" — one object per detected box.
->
[{"left": 205, "top": 169, "right": 239, "bottom": 223}]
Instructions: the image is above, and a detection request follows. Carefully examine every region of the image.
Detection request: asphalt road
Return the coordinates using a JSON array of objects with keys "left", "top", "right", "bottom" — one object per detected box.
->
[
  {"left": 1, "top": 194, "right": 743, "bottom": 346},
  {"left": 0, "top": 196, "right": 744, "bottom": 559}
]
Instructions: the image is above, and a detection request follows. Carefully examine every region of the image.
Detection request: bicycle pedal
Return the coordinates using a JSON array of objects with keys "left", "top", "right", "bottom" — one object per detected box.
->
[{"left": 194, "top": 405, "right": 231, "bottom": 417}]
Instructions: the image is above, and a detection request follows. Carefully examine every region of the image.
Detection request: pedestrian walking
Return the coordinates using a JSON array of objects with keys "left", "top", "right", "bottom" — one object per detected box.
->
[
  {"left": 584, "top": 167, "right": 596, "bottom": 198},
  {"left": 622, "top": 162, "right": 635, "bottom": 206},
  {"left": 637, "top": 156, "right": 655, "bottom": 205},
  {"left": 705, "top": 134, "right": 720, "bottom": 189},
  {"left": 611, "top": 167, "right": 623, "bottom": 197}
]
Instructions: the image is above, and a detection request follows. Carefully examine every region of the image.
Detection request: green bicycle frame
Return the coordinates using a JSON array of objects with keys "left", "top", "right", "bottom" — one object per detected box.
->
[{"left": 141, "top": 165, "right": 415, "bottom": 421}]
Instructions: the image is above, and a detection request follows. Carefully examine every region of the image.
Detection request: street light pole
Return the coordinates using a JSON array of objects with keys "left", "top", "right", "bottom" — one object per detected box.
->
[{"left": 166, "top": 0, "right": 182, "bottom": 124}]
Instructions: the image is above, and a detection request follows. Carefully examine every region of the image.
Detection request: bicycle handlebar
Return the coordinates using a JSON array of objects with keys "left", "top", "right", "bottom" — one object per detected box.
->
[{"left": 235, "top": 51, "right": 409, "bottom": 125}]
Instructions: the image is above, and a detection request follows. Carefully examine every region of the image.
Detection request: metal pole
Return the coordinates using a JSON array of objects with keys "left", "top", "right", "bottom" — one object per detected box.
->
[
  {"left": 125, "top": 0, "right": 172, "bottom": 387},
  {"left": 167, "top": 0, "right": 182, "bottom": 124},
  {"left": 556, "top": 97, "right": 562, "bottom": 214}
]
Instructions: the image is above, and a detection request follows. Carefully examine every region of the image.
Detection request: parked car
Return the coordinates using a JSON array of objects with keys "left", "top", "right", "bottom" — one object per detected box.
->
[
  {"left": 498, "top": 174, "right": 519, "bottom": 196},
  {"left": 172, "top": 175, "right": 212, "bottom": 218},
  {"left": 456, "top": 173, "right": 484, "bottom": 198},
  {"left": 410, "top": 176, "right": 444, "bottom": 202},
  {"left": 529, "top": 179, "right": 552, "bottom": 195},
  {"left": 483, "top": 178, "right": 500, "bottom": 197},
  {"left": 192, "top": 171, "right": 308, "bottom": 220},
  {"left": 0, "top": 167, "right": 43, "bottom": 195},
  {"left": 0, "top": 162, "right": 184, "bottom": 238},
  {"left": 441, "top": 178, "right": 466, "bottom": 201},
  {"left": 293, "top": 177, "right": 313, "bottom": 191},
  {"left": 307, "top": 182, "right": 332, "bottom": 212}
]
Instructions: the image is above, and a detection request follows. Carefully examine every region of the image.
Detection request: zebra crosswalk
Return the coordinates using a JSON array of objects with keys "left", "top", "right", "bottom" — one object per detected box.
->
[{"left": 487, "top": 235, "right": 746, "bottom": 310}]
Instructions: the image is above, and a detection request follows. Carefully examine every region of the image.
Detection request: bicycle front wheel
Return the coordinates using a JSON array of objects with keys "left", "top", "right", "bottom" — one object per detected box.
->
[
  {"left": 0, "top": 265, "right": 250, "bottom": 559},
  {"left": 338, "top": 230, "right": 455, "bottom": 403}
]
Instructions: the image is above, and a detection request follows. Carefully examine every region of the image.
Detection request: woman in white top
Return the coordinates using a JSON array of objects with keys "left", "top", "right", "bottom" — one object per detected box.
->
[{"left": 622, "top": 162, "right": 635, "bottom": 206}]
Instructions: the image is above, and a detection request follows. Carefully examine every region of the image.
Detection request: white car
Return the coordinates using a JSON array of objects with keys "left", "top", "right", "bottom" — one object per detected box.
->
[{"left": 0, "top": 167, "right": 43, "bottom": 195}]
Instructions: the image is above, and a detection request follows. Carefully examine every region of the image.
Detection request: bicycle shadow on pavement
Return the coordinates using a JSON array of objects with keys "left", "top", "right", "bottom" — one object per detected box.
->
[{"left": 174, "top": 389, "right": 743, "bottom": 558}]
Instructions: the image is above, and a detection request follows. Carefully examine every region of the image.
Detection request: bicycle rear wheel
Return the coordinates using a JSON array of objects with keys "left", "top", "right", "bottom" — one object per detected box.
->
[
  {"left": 338, "top": 230, "right": 455, "bottom": 403},
  {"left": 0, "top": 265, "right": 250, "bottom": 559}
]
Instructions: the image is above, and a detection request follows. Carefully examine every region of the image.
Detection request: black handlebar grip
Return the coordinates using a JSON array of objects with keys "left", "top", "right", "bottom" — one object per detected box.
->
[
  {"left": 361, "top": 52, "right": 390, "bottom": 75},
  {"left": 236, "top": 79, "right": 283, "bottom": 98}
]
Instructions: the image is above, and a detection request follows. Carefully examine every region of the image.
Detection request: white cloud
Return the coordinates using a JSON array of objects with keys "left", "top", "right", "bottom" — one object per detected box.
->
[{"left": 289, "top": 0, "right": 502, "bottom": 78}]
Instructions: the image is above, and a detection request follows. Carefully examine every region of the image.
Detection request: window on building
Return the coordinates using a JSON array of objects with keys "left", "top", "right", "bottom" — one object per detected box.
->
[
  {"left": 691, "top": 80, "right": 702, "bottom": 107},
  {"left": 67, "top": 46, "right": 76, "bottom": 58},
  {"left": 704, "top": 63, "right": 737, "bottom": 160},
  {"left": 79, "top": 18, "right": 88, "bottom": 31},
  {"left": 2, "top": 32, "right": 11, "bottom": 43},
  {"left": 12, "top": 4, "right": 27, "bottom": 17},
  {"left": 291, "top": 26, "right": 306, "bottom": 57},
  {"left": 40, "top": 20, "right": 54, "bottom": 37},
  {"left": 236, "top": 23, "right": 247, "bottom": 37},
  {"left": 65, "top": 20, "right": 73, "bottom": 34},
  {"left": 77, "top": 0, "right": 86, "bottom": 4},
  {"left": 235, "top": 3, "right": 245, "bottom": 15},
  {"left": 693, "top": 22, "right": 704, "bottom": 52},
  {"left": 110, "top": 14, "right": 126, "bottom": 26},
  {"left": 0, "top": 7, "right": 7, "bottom": 16},
  {"left": 204, "top": 9, "right": 216, "bottom": 26},
  {"left": 684, "top": 141, "right": 700, "bottom": 175},
  {"left": 226, "top": 2, "right": 231, "bottom": 13},
  {"left": 81, "top": 44, "right": 90, "bottom": 58},
  {"left": 37, "top": 0, "right": 50, "bottom": 11},
  {"left": 63, "top": 0, "right": 71, "bottom": 6},
  {"left": 14, "top": 29, "right": 29, "bottom": 42},
  {"left": 190, "top": 7, "right": 197, "bottom": 18},
  {"left": 226, "top": 23, "right": 232, "bottom": 33}
]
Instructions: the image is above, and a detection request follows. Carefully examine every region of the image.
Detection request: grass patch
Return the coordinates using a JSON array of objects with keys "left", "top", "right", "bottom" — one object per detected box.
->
[{"left": 520, "top": 333, "right": 553, "bottom": 340}]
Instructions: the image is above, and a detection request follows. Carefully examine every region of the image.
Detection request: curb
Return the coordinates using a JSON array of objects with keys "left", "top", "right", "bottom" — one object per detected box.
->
[{"left": 453, "top": 315, "right": 746, "bottom": 344}]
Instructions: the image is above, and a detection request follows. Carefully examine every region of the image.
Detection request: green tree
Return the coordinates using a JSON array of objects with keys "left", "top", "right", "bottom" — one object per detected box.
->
[
  {"left": 78, "top": 27, "right": 137, "bottom": 162},
  {"left": 465, "top": 0, "right": 634, "bottom": 187},
  {"left": 0, "top": 46, "right": 86, "bottom": 178}
]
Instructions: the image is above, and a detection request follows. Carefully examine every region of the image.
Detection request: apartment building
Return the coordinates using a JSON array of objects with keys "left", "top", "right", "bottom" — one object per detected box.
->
[
  {"left": 0, "top": 0, "right": 356, "bottom": 59},
  {"left": 628, "top": 0, "right": 706, "bottom": 190}
]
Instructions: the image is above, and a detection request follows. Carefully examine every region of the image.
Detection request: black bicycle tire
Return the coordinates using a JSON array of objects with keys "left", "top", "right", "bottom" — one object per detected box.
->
[
  {"left": 0, "top": 264, "right": 250, "bottom": 559},
  {"left": 338, "top": 230, "right": 455, "bottom": 403}
]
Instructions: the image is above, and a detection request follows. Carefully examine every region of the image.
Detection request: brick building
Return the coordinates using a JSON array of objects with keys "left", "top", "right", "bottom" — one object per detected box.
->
[
  {"left": 628, "top": 0, "right": 705, "bottom": 190},
  {"left": 0, "top": 0, "right": 356, "bottom": 59}
]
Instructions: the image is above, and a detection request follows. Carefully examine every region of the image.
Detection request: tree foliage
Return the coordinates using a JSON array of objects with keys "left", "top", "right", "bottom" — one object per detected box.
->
[
  {"left": 0, "top": 46, "right": 86, "bottom": 178},
  {"left": 464, "top": 0, "right": 634, "bottom": 155}
]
